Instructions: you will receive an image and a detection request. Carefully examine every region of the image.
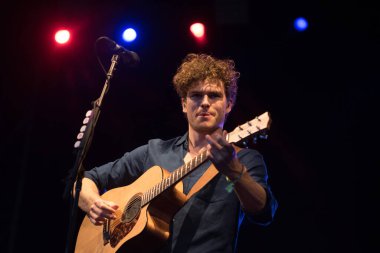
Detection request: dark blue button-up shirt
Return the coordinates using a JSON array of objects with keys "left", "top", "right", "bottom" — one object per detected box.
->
[{"left": 85, "top": 133, "right": 278, "bottom": 253}]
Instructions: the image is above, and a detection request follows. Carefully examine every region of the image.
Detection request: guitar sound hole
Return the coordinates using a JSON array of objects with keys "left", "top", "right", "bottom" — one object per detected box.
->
[{"left": 122, "top": 194, "right": 142, "bottom": 223}]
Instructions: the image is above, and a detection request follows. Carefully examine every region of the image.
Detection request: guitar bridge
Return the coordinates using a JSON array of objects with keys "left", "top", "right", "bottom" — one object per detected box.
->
[{"left": 103, "top": 218, "right": 110, "bottom": 245}]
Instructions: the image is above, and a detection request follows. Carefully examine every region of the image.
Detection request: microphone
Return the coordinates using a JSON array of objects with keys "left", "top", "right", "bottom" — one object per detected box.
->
[{"left": 97, "top": 36, "right": 140, "bottom": 66}]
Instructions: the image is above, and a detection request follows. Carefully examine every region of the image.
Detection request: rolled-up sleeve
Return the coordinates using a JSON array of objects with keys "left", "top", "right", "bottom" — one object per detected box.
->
[
  {"left": 238, "top": 149, "right": 278, "bottom": 226},
  {"left": 84, "top": 144, "right": 148, "bottom": 192}
]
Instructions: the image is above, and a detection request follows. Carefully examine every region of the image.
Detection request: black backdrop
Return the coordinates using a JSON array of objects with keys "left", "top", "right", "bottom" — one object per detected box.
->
[{"left": 1, "top": 1, "right": 377, "bottom": 252}]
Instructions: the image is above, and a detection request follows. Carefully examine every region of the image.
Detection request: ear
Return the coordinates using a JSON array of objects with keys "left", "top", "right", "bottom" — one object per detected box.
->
[
  {"left": 226, "top": 99, "right": 233, "bottom": 114},
  {"left": 181, "top": 97, "right": 187, "bottom": 113}
]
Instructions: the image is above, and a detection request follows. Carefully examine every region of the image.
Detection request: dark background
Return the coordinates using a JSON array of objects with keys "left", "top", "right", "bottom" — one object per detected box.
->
[{"left": 1, "top": 0, "right": 378, "bottom": 252}]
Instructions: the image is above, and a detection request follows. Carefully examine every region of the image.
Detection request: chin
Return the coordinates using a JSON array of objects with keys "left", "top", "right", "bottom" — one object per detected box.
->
[{"left": 193, "top": 124, "right": 220, "bottom": 134}]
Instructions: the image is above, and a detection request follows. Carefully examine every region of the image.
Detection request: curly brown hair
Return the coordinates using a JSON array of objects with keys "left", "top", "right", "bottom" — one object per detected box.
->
[{"left": 172, "top": 53, "right": 240, "bottom": 105}]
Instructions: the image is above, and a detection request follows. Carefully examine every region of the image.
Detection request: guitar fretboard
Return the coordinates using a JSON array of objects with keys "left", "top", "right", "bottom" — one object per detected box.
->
[{"left": 141, "top": 150, "right": 208, "bottom": 206}]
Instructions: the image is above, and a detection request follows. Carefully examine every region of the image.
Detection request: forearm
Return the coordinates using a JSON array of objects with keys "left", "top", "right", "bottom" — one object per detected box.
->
[
  {"left": 225, "top": 160, "right": 267, "bottom": 214},
  {"left": 73, "top": 178, "right": 101, "bottom": 213}
]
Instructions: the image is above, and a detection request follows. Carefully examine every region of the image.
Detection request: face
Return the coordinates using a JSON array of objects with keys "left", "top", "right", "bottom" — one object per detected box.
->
[{"left": 182, "top": 80, "right": 232, "bottom": 134}]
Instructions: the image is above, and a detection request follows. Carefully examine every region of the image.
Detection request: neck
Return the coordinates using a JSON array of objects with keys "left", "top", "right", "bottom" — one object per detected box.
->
[{"left": 187, "top": 127, "right": 223, "bottom": 154}]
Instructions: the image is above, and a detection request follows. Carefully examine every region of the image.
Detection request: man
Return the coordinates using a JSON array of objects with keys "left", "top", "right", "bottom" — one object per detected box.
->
[{"left": 75, "top": 53, "right": 278, "bottom": 252}]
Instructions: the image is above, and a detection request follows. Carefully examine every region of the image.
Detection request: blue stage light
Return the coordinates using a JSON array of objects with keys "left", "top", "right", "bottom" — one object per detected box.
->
[
  {"left": 294, "top": 17, "right": 308, "bottom": 32},
  {"left": 122, "top": 28, "right": 137, "bottom": 42}
]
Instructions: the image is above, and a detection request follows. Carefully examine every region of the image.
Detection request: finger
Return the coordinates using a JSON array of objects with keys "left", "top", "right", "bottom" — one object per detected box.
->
[
  {"left": 89, "top": 207, "right": 116, "bottom": 225},
  {"left": 91, "top": 203, "right": 116, "bottom": 220},
  {"left": 95, "top": 199, "right": 118, "bottom": 213},
  {"left": 206, "top": 144, "right": 213, "bottom": 158},
  {"left": 214, "top": 133, "right": 228, "bottom": 146},
  {"left": 88, "top": 215, "right": 104, "bottom": 226},
  {"left": 88, "top": 209, "right": 105, "bottom": 224},
  {"left": 104, "top": 200, "right": 119, "bottom": 210},
  {"left": 207, "top": 144, "right": 226, "bottom": 165},
  {"left": 206, "top": 134, "right": 223, "bottom": 150},
  {"left": 92, "top": 207, "right": 115, "bottom": 220}
]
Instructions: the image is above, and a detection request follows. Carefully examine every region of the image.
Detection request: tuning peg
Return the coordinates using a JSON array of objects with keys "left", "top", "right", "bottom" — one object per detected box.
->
[
  {"left": 86, "top": 110, "right": 93, "bottom": 117},
  {"left": 74, "top": 140, "right": 81, "bottom": 148},
  {"left": 77, "top": 132, "right": 84, "bottom": 140}
]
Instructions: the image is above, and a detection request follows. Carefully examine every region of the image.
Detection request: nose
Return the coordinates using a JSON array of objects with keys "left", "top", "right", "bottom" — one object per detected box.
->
[{"left": 201, "top": 95, "right": 210, "bottom": 108}]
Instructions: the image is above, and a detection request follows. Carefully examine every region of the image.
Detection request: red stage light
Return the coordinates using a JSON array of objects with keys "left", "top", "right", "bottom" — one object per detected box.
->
[
  {"left": 190, "top": 23, "right": 205, "bottom": 39},
  {"left": 55, "top": 30, "right": 70, "bottom": 44}
]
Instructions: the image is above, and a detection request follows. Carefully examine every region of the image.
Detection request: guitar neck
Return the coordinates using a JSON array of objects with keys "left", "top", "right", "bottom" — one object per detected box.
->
[{"left": 141, "top": 149, "right": 208, "bottom": 206}]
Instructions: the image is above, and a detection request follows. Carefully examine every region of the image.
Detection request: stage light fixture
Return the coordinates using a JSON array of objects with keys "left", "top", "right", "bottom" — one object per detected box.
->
[
  {"left": 294, "top": 17, "right": 308, "bottom": 32},
  {"left": 55, "top": 29, "right": 70, "bottom": 44},
  {"left": 122, "top": 28, "right": 137, "bottom": 42},
  {"left": 190, "top": 22, "right": 205, "bottom": 39}
]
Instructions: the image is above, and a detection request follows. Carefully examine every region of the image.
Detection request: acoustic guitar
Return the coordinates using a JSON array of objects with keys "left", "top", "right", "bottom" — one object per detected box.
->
[{"left": 74, "top": 112, "right": 271, "bottom": 253}]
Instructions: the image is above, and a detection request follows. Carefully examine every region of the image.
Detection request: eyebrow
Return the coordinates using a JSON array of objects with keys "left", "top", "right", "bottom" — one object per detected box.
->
[{"left": 188, "top": 89, "right": 223, "bottom": 95}]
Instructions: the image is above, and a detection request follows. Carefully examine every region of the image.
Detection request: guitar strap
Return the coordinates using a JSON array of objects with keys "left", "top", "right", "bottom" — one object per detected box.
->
[{"left": 185, "top": 145, "right": 242, "bottom": 200}]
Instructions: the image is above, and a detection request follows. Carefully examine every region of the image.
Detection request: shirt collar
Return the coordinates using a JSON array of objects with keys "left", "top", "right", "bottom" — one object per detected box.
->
[{"left": 175, "top": 132, "right": 188, "bottom": 148}]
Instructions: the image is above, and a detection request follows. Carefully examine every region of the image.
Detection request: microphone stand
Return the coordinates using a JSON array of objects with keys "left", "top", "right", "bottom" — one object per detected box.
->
[{"left": 64, "top": 54, "right": 120, "bottom": 253}]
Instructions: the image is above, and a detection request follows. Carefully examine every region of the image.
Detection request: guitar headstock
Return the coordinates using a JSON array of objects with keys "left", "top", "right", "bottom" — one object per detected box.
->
[{"left": 227, "top": 111, "right": 271, "bottom": 145}]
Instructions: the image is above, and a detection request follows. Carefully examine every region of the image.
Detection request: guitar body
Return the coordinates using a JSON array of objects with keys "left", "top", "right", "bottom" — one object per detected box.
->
[{"left": 75, "top": 165, "right": 187, "bottom": 253}]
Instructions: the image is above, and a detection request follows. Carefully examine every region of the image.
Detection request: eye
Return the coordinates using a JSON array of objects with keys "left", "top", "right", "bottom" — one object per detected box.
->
[
  {"left": 189, "top": 93, "right": 202, "bottom": 99},
  {"left": 208, "top": 92, "right": 222, "bottom": 99}
]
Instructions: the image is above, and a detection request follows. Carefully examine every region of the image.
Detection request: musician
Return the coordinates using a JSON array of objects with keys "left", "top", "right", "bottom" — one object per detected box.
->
[{"left": 75, "top": 53, "right": 278, "bottom": 252}]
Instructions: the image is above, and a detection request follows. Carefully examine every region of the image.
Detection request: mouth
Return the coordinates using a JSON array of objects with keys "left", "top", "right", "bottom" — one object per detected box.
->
[{"left": 197, "top": 111, "right": 213, "bottom": 117}]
